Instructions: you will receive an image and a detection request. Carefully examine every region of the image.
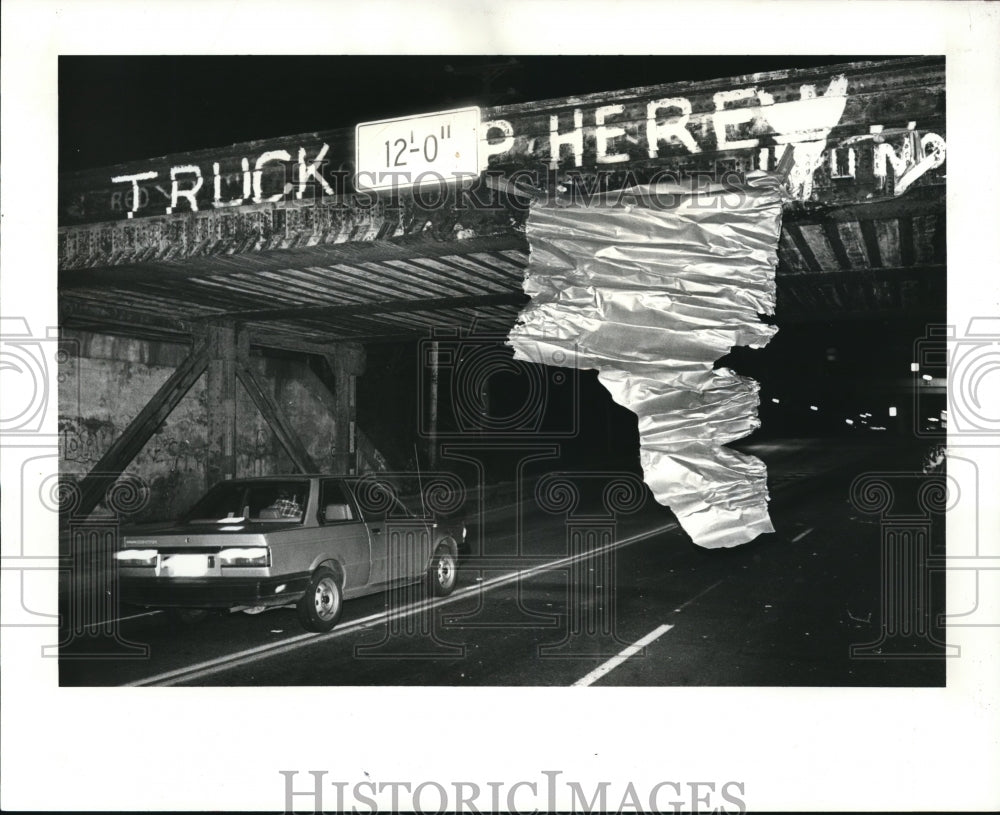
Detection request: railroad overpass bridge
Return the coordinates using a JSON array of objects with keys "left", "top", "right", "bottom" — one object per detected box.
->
[{"left": 56, "top": 56, "right": 946, "bottom": 517}]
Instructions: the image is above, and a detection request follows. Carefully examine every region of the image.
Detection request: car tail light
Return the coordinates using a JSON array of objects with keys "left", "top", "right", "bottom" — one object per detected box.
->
[
  {"left": 114, "top": 549, "right": 158, "bottom": 567},
  {"left": 219, "top": 547, "right": 270, "bottom": 567}
]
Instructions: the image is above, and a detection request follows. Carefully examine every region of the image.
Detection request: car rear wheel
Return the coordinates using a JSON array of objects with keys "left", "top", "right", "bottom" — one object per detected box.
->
[
  {"left": 428, "top": 547, "right": 458, "bottom": 597},
  {"left": 297, "top": 567, "right": 343, "bottom": 633}
]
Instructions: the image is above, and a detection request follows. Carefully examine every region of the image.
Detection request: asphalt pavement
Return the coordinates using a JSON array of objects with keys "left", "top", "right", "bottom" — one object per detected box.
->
[{"left": 58, "top": 438, "right": 948, "bottom": 687}]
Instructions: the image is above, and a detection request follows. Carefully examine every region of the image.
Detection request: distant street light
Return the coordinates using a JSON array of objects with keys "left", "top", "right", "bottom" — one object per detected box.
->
[{"left": 889, "top": 406, "right": 898, "bottom": 417}]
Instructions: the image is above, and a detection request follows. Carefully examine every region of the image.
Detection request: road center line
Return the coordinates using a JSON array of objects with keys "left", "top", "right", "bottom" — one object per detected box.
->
[
  {"left": 127, "top": 519, "right": 680, "bottom": 686},
  {"left": 792, "top": 527, "right": 814, "bottom": 542},
  {"left": 572, "top": 624, "right": 674, "bottom": 687},
  {"left": 671, "top": 578, "right": 724, "bottom": 614}
]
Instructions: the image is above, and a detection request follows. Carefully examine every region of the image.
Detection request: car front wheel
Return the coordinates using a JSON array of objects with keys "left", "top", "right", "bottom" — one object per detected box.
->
[
  {"left": 428, "top": 547, "right": 458, "bottom": 597},
  {"left": 297, "top": 567, "right": 343, "bottom": 633}
]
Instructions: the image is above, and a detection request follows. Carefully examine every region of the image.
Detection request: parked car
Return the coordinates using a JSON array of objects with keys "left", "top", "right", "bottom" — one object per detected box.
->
[{"left": 116, "top": 476, "right": 465, "bottom": 632}]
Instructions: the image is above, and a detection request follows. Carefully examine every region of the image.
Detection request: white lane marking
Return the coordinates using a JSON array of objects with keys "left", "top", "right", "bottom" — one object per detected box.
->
[
  {"left": 128, "top": 520, "right": 680, "bottom": 687},
  {"left": 572, "top": 624, "right": 674, "bottom": 687},
  {"left": 84, "top": 610, "right": 163, "bottom": 628},
  {"left": 671, "top": 578, "right": 724, "bottom": 613},
  {"left": 792, "top": 527, "right": 814, "bottom": 542}
]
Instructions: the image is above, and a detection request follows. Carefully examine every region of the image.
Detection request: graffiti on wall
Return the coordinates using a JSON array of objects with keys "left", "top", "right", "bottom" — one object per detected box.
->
[
  {"left": 59, "top": 415, "right": 208, "bottom": 521},
  {"left": 60, "top": 416, "right": 207, "bottom": 469}
]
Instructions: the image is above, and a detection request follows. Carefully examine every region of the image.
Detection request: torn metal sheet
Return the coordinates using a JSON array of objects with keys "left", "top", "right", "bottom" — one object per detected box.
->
[{"left": 508, "top": 174, "right": 784, "bottom": 548}]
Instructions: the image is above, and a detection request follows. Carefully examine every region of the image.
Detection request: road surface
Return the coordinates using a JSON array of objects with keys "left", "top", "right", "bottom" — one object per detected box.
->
[{"left": 58, "top": 438, "right": 948, "bottom": 687}]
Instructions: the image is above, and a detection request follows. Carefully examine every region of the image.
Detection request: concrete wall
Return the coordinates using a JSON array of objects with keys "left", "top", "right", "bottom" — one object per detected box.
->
[{"left": 59, "top": 330, "right": 366, "bottom": 522}]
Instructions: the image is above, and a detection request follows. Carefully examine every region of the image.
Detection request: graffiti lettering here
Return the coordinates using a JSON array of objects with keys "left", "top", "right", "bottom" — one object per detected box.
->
[{"left": 59, "top": 62, "right": 946, "bottom": 225}]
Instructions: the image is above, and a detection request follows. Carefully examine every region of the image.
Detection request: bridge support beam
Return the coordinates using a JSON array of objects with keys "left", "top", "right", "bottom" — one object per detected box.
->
[
  {"left": 324, "top": 344, "right": 365, "bottom": 475},
  {"left": 205, "top": 322, "right": 241, "bottom": 485},
  {"left": 235, "top": 353, "right": 318, "bottom": 475},
  {"left": 75, "top": 338, "right": 210, "bottom": 518}
]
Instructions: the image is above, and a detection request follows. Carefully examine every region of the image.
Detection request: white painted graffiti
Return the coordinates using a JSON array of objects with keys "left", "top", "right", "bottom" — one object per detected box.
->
[
  {"left": 111, "top": 144, "right": 335, "bottom": 218},
  {"left": 839, "top": 123, "right": 948, "bottom": 196},
  {"left": 107, "top": 74, "right": 946, "bottom": 216}
]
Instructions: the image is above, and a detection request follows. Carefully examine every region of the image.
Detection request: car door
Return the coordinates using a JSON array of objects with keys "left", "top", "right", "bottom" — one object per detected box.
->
[
  {"left": 318, "top": 479, "right": 372, "bottom": 590},
  {"left": 384, "top": 495, "right": 433, "bottom": 583},
  {"left": 343, "top": 479, "right": 389, "bottom": 586},
  {"left": 347, "top": 480, "right": 432, "bottom": 585}
]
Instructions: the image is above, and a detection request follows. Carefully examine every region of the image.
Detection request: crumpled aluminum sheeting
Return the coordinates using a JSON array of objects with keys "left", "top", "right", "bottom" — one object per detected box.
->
[{"left": 508, "top": 174, "right": 784, "bottom": 548}]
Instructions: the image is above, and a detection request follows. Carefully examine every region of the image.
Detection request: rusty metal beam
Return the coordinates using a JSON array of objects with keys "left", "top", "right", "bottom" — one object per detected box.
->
[
  {"left": 247, "top": 326, "right": 415, "bottom": 349},
  {"left": 218, "top": 291, "right": 527, "bottom": 323},
  {"left": 59, "top": 228, "right": 529, "bottom": 283},
  {"left": 784, "top": 224, "right": 823, "bottom": 273},
  {"left": 322, "top": 353, "right": 361, "bottom": 476},
  {"left": 58, "top": 296, "right": 428, "bottom": 346},
  {"left": 898, "top": 217, "right": 916, "bottom": 267},
  {"left": 777, "top": 264, "right": 944, "bottom": 321},
  {"left": 777, "top": 263, "right": 944, "bottom": 283},
  {"left": 858, "top": 219, "right": 884, "bottom": 268},
  {"left": 821, "top": 222, "right": 853, "bottom": 272},
  {"left": 59, "top": 298, "right": 197, "bottom": 339},
  {"left": 784, "top": 186, "right": 945, "bottom": 225},
  {"left": 60, "top": 56, "right": 944, "bottom": 231},
  {"left": 205, "top": 323, "right": 241, "bottom": 485},
  {"left": 75, "top": 339, "right": 210, "bottom": 518}
]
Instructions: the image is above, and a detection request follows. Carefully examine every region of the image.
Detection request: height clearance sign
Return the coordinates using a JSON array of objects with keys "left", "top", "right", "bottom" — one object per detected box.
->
[{"left": 355, "top": 107, "right": 482, "bottom": 191}]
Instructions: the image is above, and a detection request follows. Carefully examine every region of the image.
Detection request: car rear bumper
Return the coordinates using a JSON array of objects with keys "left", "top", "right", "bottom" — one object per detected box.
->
[{"left": 120, "top": 573, "right": 311, "bottom": 609}]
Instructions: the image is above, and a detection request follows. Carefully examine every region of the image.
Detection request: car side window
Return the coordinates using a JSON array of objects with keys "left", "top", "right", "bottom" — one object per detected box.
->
[{"left": 319, "top": 479, "right": 356, "bottom": 524}]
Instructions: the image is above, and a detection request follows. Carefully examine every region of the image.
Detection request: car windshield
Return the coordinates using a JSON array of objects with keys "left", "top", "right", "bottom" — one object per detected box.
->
[{"left": 182, "top": 480, "right": 309, "bottom": 524}]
